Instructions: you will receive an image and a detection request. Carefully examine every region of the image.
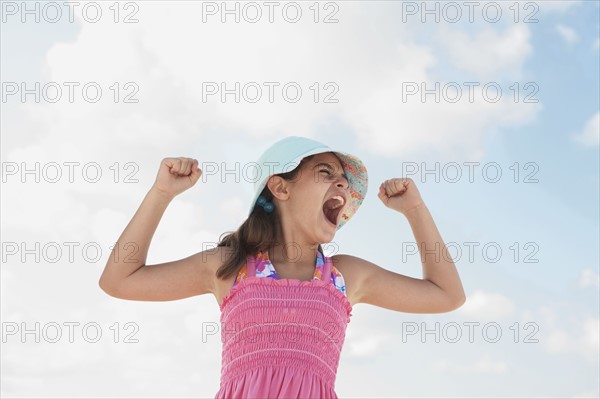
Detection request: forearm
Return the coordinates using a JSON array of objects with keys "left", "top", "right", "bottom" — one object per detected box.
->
[
  {"left": 99, "top": 186, "right": 174, "bottom": 289},
  {"left": 404, "top": 203, "right": 466, "bottom": 305}
]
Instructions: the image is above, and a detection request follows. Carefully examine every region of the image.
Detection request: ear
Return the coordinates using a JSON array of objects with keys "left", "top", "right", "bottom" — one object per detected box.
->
[{"left": 267, "top": 176, "right": 290, "bottom": 201}]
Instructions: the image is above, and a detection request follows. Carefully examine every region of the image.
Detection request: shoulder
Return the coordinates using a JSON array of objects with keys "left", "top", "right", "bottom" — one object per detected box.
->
[
  {"left": 330, "top": 254, "right": 375, "bottom": 306},
  {"left": 330, "top": 253, "right": 375, "bottom": 277},
  {"left": 211, "top": 246, "right": 247, "bottom": 306},
  {"left": 212, "top": 245, "right": 249, "bottom": 276},
  {"left": 198, "top": 245, "right": 236, "bottom": 272}
]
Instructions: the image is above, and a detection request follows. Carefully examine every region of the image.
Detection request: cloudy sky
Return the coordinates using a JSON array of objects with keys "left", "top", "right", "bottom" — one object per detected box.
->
[{"left": 1, "top": 0, "right": 599, "bottom": 398}]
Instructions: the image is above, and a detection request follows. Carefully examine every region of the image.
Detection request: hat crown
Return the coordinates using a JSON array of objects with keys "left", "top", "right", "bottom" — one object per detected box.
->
[{"left": 253, "top": 136, "right": 332, "bottom": 194}]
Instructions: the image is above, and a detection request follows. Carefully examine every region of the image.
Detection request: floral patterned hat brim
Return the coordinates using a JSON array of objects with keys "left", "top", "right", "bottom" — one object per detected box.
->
[{"left": 333, "top": 151, "right": 368, "bottom": 230}]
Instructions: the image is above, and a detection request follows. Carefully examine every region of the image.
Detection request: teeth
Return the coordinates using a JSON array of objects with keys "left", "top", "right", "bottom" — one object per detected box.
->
[{"left": 331, "top": 195, "right": 344, "bottom": 209}]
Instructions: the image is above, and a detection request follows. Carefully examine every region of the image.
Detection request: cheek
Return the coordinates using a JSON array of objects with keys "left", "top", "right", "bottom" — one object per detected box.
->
[{"left": 291, "top": 186, "right": 324, "bottom": 212}]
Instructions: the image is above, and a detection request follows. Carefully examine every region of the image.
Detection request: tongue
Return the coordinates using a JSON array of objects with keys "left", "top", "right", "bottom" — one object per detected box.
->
[
  {"left": 323, "top": 207, "right": 336, "bottom": 225},
  {"left": 322, "top": 199, "right": 339, "bottom": 225}
]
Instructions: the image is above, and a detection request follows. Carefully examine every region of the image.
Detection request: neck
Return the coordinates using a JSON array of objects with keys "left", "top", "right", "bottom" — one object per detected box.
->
[
  {"left": 269, "top": 218, "right": 320, "bottom": 269},
  {"left": 268, "top": 242, "right": 320, "bottom": 268}
]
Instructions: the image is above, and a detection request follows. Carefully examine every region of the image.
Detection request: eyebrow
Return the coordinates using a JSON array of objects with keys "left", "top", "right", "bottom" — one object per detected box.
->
[{"left": 313, "top": 162, "right": 349, "bottom": 181}]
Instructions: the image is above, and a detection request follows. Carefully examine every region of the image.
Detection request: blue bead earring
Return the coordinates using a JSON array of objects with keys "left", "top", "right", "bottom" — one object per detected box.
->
[{"left": 256, "top": 195, "right": 274, "bottom": 213}]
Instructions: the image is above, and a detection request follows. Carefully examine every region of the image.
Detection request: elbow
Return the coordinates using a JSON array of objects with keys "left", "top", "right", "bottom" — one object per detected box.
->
[
  {"left": 98, "top": 277, "right": 120, "bottom": 298},
  {"left": 98, "top": 279, "right": 112, "bottom": 296},
  {"left": 98, "top": 274, "right": 109, "bottom": 292},
  {"left": 447, "top": 293, "right": 467, "bottom": 312}
]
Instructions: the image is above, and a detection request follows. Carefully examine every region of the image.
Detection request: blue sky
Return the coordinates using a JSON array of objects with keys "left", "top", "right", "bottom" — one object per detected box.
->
[{"left": 2, "top": 1, "right": 599, "bottom": 398}]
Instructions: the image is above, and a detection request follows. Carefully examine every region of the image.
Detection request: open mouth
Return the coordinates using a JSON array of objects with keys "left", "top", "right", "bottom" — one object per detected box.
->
[{"left": 322, "top": 195, "right": 345, "bottom": 227}]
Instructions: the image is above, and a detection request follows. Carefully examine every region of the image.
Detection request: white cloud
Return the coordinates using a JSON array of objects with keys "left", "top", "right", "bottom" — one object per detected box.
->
[
  {"left": 544, "top": 316, "right": 600, "bottom": 362},
  {"left": 150, "top": 199, "right": 219, "bottom": 263},
  {"left": 578, "top": 267, "right": 600, "bottom": 290},
  {"left": 344, "top": 312, "right": 395, "bottom": 358},
  {"left": 467, "top": 356, "right": 510, "bottom": 374},
  {"left": 573, "top": 389, "right": 600, "bottom": 398},
  {"left": 572, "top": 111, "right": 600, "bottom": 147},
  {"left": 218, "top": 196, "right": 247, "bottom": 228},
  {"left": 536, "top": 305, "right": 560, "bottom": 325},
  {"left": 556, "top": 24, "right": 579, "bottom": 45},
  {"left": 582, "top": 317, "right": 600, "bottom": 356},
  {"left": 437, "top": 24, "right": 532, "bottom": 80},
  {"left": 537, "top": 0, "right": 582, "bottom": 13},
  {"left": 524, "top": 305, "right": 599, "bottom": 363},
  {"left": 432, "top": 355, "right": 509, "bottom": 374},
  {"left": 346, "top": 333, "right": 390, "bottom": 357},
  {"left": 348, "top": 23, "right": 540, "bottom": 160},
  {"left": 457, "top": 290, "right": 516, "bottom": 319},
  {"left": 3, "top": 1, "right": 539, "bottom": 168},
  {"left": 349, "top": 81, "right": 540, "bottom": 161}
]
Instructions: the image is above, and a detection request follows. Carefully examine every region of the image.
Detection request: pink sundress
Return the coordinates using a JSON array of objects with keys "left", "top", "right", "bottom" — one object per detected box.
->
[{"left": 214, "top": 249, "right": 353, "bottom": 398}]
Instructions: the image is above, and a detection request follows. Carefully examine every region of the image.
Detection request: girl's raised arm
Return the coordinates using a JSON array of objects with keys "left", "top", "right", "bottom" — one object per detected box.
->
[
  {"left": 98, "top": 157, "right": 215, "bottom": 301},
  {"left": 336, "top": 178, "right": 466, "bottom": 313}
]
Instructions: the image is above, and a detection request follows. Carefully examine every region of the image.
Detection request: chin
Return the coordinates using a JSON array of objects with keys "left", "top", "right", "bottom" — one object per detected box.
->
[{"left": 316, "top": 222, "right": 337, "bottom": 243}]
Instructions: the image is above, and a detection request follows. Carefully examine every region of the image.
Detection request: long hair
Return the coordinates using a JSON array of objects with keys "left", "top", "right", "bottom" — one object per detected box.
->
[{"left": 215, "top": 155, "right": 322, "bottom": 280}]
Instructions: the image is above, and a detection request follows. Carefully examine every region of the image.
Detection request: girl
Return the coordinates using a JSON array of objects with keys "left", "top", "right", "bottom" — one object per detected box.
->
[{"left": 99, "top": 136, "right": 466, "bottom": 399}]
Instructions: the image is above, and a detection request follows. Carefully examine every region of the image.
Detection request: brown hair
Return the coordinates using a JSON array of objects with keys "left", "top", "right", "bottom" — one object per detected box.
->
[{"left": 215, "top": 154, "right": 323, "bottom": 280}]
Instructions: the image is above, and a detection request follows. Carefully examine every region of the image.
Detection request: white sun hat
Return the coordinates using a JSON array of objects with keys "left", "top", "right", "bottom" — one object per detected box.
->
[{"left": 248, "top": 136, "right": 368, "bottom": 230}]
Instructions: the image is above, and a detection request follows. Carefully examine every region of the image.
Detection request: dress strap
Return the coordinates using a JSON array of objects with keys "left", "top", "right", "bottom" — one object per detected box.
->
[
  {"left": 246, "top": 255, "right": 256, "bottom": 277},
  {"left": 321, "top": 255, "right": 332, "bottom": 284}
]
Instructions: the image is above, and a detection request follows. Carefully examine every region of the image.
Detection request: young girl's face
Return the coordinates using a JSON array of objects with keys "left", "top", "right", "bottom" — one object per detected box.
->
[{"left": 274, "top": 152, "right": 349, "bottom": 244}]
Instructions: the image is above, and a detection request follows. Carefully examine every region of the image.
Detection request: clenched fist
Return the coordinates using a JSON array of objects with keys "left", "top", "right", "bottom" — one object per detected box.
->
[
  {"left": 377, "top": 177, "right": 425, "bottom": 215},
  {"left": 152, "top": 157, "right": 202, "bottom": 199}
]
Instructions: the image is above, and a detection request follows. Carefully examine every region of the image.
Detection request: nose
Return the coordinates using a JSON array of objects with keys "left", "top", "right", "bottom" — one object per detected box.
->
[{"left": 336, "top": 176, "right": 349, "bottom": 190}]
